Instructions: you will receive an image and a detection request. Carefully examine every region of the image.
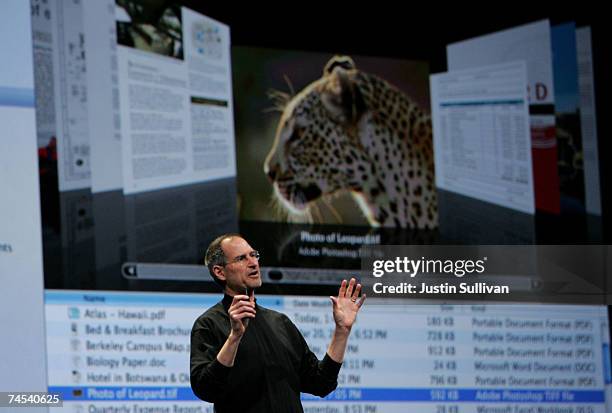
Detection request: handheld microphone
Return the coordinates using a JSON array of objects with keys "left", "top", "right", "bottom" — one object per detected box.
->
[{"left": 243, "top": 287, "right": 254, "bottom": 327}]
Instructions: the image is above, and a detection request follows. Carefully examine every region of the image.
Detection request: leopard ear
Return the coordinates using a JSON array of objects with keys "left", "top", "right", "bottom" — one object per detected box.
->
[
  {"left": 323, "top": 55, "right": 356, "bottom": 75},
  {"left": 320, "top": 56, "right": 365, "bottom": 124}
]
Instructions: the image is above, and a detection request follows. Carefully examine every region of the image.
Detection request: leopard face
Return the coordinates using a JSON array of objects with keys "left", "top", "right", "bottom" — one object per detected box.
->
[{"left": 264, "top": 56, "right": 437, "bottom": 229}]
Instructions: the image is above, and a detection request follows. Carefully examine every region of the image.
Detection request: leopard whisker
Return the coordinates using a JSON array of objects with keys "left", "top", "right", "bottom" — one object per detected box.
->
[
  {"left": 262, "top": 106, "right": 283, "bottom": 114},
  {"left": 283, "top": 74, "right": 296, "bottom": 97},
  {"left": 310, "top": 202, "right": 324, "bottom": 223},
  {"left": 322, "top": 196, "right": 343, "bottom": 224},
  {"left": 267, "top": 88, "right": 292, "bottom": 112},
  {"left": 269, "top": 193, "right": 288, "bottom": 222},
  {"left": 271, "top": 187, "right": 314, "bottom": 224}
]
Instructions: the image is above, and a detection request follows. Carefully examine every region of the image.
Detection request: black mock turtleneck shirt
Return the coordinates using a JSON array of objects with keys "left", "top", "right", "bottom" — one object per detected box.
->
[{"left": 190, "top": 294, "right": 342, "bottom": 412}]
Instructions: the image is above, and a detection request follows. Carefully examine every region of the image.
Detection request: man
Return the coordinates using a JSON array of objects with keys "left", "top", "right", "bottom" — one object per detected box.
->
[{"left": 190, "top": 233, "right": 366, "bottom": 412}]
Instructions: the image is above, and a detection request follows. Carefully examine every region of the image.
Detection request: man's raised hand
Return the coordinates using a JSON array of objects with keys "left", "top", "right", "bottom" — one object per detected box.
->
[{"left": 330, "top": 278, "right": 366, "bottom": 332}]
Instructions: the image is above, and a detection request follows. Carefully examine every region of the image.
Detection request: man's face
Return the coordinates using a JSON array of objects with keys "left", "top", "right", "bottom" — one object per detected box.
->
[{"left": 216, "top": 237, "right": 262, "bottom": 295}]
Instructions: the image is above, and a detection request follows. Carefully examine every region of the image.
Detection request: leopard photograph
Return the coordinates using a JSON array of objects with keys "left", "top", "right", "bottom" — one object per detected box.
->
[{"left": 233, "top": 48, "right": 437, "bottom": 229}]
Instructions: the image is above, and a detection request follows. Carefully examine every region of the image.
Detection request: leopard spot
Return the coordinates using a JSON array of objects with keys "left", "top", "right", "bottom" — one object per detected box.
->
[{"left": 412, "top": 202, "right": 422, "bottom": 217}]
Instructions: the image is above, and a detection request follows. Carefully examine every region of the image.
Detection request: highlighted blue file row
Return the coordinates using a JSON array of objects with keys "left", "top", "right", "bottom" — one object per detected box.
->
[{"left": 49, "top": 387, "right": 604, "bottom": 403}]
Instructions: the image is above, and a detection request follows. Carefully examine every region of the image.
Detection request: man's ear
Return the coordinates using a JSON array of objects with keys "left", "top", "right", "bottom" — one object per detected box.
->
[
  {"left": 320, "top": 56, "right": 365, "bottom": 124},
  {"left": 212, "top": 265, "right": 226, "bottom": 282}
]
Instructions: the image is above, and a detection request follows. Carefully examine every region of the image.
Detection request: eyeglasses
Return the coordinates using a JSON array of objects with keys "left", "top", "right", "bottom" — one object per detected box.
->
[{"left": 225, "top": 250, "right": 260, "bottom": 265}]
